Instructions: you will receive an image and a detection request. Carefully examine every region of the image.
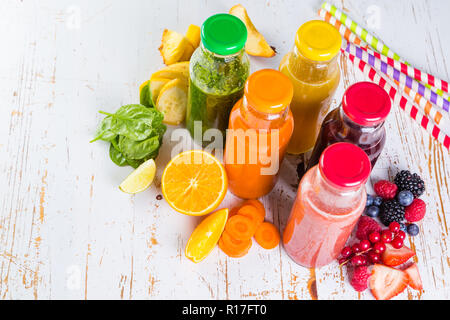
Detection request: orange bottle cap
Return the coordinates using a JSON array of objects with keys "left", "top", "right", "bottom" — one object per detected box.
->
[
  {"left": 295, "top": 20, "right": 342, "bottom": 61},
  {"left": 244, "top": 69, "right": 294, "bottom": 114}
]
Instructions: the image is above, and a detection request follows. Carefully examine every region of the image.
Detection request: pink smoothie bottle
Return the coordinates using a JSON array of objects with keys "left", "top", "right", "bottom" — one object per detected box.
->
[{"left": 283, "top": 142, "right": 371, "bottom": 268}]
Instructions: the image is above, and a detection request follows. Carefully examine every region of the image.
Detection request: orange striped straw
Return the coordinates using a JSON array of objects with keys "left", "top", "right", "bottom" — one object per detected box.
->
[{"left": 396, "top": 80, "right": 446, "bottom": 128}]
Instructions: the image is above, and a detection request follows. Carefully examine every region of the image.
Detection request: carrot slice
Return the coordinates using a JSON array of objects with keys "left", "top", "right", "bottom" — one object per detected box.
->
[
  {"left": 219, "top": 231, "right": 252, "bottom": 258},
  {"left": 237, "top": 205, "right": 264, "bottom": 229},
  {"left": 243, "top": 199, "right": 265, "bottom": 219},
  {"left": 224, "top": 215, "right": 257, "bottom": 241},
  {"left": 254, "top": 222, "right": 280, "bottom": 250},
  {"left": 228, "top": 206, "right": 241, "bottom": 219}
]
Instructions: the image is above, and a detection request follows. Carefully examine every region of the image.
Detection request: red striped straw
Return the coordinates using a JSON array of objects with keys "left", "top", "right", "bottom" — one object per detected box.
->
[
  {"left": 317, "top": 8, "right": 369, "bottom": 49},
  {"left": 395, "top": 80, "right": 450, "bottom": 132},
  {"left": 342, "top": 49, "right": 450, "bottom": 151},
  {"left": 361, "top": 46, "right": 449, "bottom": 94}
]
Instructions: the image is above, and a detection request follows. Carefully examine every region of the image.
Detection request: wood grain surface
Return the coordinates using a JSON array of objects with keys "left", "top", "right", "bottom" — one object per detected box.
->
[{"left": 0, "top": 0, "right": 448, "bottom": 300}]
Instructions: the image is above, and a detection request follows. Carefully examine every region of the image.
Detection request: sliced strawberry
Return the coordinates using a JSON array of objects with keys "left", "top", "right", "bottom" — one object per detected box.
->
[
  {"left": 382, "top": 244, "right": 415, "bottom": 267},
  {"left": 369, "top": 264, "right": 408, "bottom": 300},
  {"left": 404, "top": 263, "right": 423, "bottom": 290}
]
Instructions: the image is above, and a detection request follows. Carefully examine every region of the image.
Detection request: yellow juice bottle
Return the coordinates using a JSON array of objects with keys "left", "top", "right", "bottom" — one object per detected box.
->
[{"left": 279, "top": 20, "right": 341, "bottom": 154}]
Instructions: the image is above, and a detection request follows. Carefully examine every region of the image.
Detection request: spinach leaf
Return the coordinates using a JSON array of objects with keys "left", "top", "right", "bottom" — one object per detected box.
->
[
  {"left": 99, "top": 104, "right": 156, "bottom": 141},
  {"left": 91, "top": 116, "right": 117, "bottom": 143},
  {"left": 92, "top": 104, "right": 166, "bottom": 168},
  {"left": 118, "top": 135, "right": 160, "bottom": 160},
  {"left": 126, "top": 158, "right": 143, "bottom": 169},
  {"left": 109, "top": 144, "right": 128, "bottom": 167},
  {"left": 140, "top": 81, "right": 153, "bottom": 108}
]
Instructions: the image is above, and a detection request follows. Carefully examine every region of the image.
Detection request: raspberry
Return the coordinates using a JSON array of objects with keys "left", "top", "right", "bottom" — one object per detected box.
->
[
  {"left": 405, "top": 198, "right": 426, "bottom": 222},
  {"left": 356, "top": 216, "right": 382, "bottom": 240},
  {"left": 349, "top": 266, "right": 371, "bottom": 292},
  {"left": 374, "top": 180, "right": 398, "bottom": 199}
]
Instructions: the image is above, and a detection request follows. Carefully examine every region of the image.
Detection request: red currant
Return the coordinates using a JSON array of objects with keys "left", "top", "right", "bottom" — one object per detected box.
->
[
  {"left": 397, "top": 230, "right": 406, "bottom": 241},
  {"left": 351, "top": 243, "right": 361, "bottom": 254},
  {"left": 340, "top": 246, "right": 352, "bottom": 259},
  {"left": 368, "top": 232, "right": 381, "bottom": 244},
  {"left": 359, "top": 240, "right": 371, "bottom": 251},
  {"left": 351, "top": 255, "right": 365, "bottom": 266},
  {"left": 368, "top": 251, "right": 381, "bottom": 263},
  {"left": 381, "top": 230, "right": 393, "bottom": 243},
  {"left": 391, "top": 236, "right": 404, "bottom": 249},
  {"left": 359, "top": 255, "right": 369, "bottom": 266},
  {"left": 338, "top": 257, "right": 347, "bottom": 265},
  {"left": 373, "top": 241, "right": 386, "bottom": 254},
  {"left": 389, "top": 221, "right": 401, "bottom": 233}
]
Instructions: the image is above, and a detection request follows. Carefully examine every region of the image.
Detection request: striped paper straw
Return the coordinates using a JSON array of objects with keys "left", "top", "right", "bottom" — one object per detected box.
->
[
  {"left": 322, "top": 2, "right": 403, "bottom": 62},
  {"left": 343, "top": 50, "right": 450, "bottom": 150},
  {"left": 345, "top": 42, "right": 450, "bottom": 113},
  {"left": 317, "top": 8, "right": 369, "bottom": 49},
  {"left": 394, "top": 79, "right": 450, "bottom": 131},
  {"left": 362, "top": 46, "right": 449, "bottom": 94}
]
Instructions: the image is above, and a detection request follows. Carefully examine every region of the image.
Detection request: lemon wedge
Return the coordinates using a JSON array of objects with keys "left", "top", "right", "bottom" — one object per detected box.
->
[{"left": 119, "top": 159, "right": 156, "bottom": 194}]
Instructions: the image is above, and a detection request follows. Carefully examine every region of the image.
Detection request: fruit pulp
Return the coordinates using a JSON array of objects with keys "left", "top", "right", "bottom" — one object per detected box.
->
[
  {"left": 279, "top": 51, "right": 340, "bottom": 154},
  {"left": 224, "top": 99, "right": 294, "bottom": 199},
  {"left": 283, "top": 167, "right": 366, "bottom": 268}
]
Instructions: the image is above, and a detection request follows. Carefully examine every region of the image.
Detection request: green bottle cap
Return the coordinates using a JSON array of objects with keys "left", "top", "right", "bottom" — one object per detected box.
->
[{"left": 201, "top": 14, "right": 247, "bottom": 56}]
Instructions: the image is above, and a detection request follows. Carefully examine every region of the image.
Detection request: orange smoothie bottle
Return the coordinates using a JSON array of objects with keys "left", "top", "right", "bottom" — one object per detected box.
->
[
  {"left": 283, "top": 143, "right": 371, "bottom": 268},
  {"left": 224, "top": 69, "right": 294, "bottom": 199},
  {"left": 280, "top": 20, "right": 341, "bottom": 154}
]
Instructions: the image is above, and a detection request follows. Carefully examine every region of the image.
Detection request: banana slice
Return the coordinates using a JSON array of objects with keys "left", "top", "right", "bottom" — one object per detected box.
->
[{"left": 156, "top": 78, "right": 188, "bottom": 125}]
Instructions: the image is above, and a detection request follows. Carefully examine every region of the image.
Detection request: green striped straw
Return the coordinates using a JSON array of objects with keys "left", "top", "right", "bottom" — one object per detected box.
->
[
  {"left": 321, "top": 2, "right": 403, "bottom": 61},
  {"left": 321, "top": 1, "right": 450, "bottom": 102}
]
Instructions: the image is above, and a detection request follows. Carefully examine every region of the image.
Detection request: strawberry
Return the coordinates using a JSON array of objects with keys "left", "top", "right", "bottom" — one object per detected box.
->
[
  {"left": 382, "top": 243, "right": 415, "bottom": 266},
  {"left": 369, "top": 264, "right": 408, "bottom": 300},
  {"left": 404, "top": 263, "right": 423, "bottom": 290}
]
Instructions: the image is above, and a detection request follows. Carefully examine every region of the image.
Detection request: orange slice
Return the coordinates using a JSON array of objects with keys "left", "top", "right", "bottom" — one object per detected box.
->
[
  {"left": 185, "top": 208, "right": 229, "bottom": 263},
  {"left": 161, "top": 150, "right": 228, "bottom": 216}
]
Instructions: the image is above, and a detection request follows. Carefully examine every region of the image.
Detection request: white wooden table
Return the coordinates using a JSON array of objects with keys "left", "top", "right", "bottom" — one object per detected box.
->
[{"left": 1, "top": 0, "right": 449, "bottom": 300}]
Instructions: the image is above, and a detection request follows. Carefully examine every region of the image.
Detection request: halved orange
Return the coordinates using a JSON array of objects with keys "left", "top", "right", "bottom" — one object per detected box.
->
[
  {"left": 161, "top": 150, "right": 228, "bottom": 216},
  {"left": 185, "top": 208, "right": 229, "bottom": 263}
]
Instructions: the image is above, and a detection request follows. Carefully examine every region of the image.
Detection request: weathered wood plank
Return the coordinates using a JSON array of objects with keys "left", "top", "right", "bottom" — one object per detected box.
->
[{"left": 0, "top": 0, "right": 448, "bottom": 300}]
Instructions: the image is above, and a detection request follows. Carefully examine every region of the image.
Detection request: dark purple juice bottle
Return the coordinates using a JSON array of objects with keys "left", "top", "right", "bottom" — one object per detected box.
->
[{"left": 307, "top": 82, "right": 391, "bottom": 172}]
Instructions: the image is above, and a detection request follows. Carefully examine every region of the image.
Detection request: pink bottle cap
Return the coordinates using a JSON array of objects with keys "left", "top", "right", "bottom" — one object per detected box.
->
[
  {"left": 342, "top": 82, "right": 391, "bottom": 126},
  {"left": 319, "top": 142, "right": 371, "bottom": 189}
]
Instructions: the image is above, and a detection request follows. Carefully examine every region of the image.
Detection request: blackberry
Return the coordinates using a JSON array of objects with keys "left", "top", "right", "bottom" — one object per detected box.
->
[
  {"left": 394, "top": 170, "right": 425, "bottom": 198},
  {"left": 379, "top": 200, "right": 405, "bottom": 226}
]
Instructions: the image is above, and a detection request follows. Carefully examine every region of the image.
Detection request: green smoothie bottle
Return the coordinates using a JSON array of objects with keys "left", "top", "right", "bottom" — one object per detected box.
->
[{"left": 186, "top": 13, "right": 250, "bottom": 146}]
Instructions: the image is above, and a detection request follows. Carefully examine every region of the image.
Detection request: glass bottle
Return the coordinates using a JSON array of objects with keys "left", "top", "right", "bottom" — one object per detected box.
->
[
  {"left": 279, "top": 20, "right": 341, "bottom": 154},
  {"left": 224, "top": 69, "right": 294, "bottom": 199},
  {"left": 283, "top": 143, "right": 371, "bottom": 268},
  {"left": 186, "top": 13, "right": 250, "bottom": 146},
  {"left": 307, "top": 82, "right": 391, "bottom": 171}
]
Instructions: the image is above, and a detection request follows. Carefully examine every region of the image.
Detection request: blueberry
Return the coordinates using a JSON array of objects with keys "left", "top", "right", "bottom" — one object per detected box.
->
[
  {"left": 407, "top": 223, "right": 420, "bottom": 236},
  {"left": 365, "top": 205, "right": 380, "bottom": 218},
  {"left": 399, "top": 222, "right": 407, "bottom": 232},
  {"left": 374, "top": 197, "right": 383, "bottom": 206},
  {"left": 397, "top": 190, "right": 414, "bottom": 206},
  {"left": 366, "top": 194, "right": 374, "bottom": 207}
]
